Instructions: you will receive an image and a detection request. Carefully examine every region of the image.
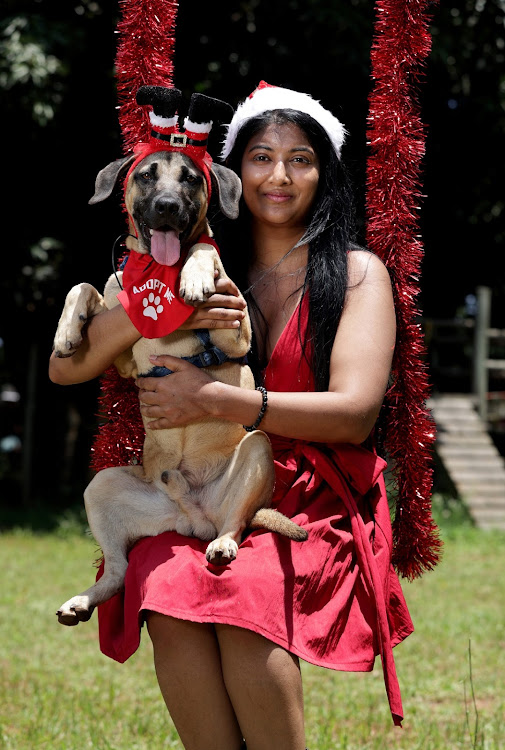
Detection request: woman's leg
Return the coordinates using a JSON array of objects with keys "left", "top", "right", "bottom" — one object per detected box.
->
[
  {"left": 215, "top": 624, "right": 306, "bottom": 750},
  {"left": 146, "top": 612, "right": 243, "bottom": 750}
]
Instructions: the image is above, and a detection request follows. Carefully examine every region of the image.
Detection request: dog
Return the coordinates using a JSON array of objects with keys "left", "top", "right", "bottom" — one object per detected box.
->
[{"left": 53, "top": 92, "right": 307, "bottom": 627}]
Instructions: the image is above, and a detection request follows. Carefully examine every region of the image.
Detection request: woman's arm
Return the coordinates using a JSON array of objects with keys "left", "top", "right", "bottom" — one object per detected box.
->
[
  {"left": 137, "top": 252, "right": 396, "bottom": 445},
  {"left": 48, "top": 277, "right": 247, "bottom": 386}
]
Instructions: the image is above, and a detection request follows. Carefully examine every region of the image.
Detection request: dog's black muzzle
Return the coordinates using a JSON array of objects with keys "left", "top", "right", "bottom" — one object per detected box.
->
[{"left": 143, "top": 192, "right": 190, "bottom": 234}]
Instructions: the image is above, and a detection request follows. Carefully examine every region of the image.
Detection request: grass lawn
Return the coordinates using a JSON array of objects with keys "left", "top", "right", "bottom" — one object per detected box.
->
[{"left": 1, "top": 507, "right": 504, "bottom": 749}]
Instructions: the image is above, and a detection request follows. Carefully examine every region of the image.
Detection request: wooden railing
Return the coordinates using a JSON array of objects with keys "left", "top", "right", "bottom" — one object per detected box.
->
[{"left": 424, "top": 286, "right": 505, "bottom": 430}]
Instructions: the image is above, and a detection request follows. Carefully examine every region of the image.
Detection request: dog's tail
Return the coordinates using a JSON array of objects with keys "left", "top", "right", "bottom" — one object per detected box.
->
[{"left": 249, "top": 509, "right": 308, "bottom": 542}]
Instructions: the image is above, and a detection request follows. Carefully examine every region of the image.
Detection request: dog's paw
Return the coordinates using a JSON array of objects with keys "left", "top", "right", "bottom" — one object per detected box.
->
[
  {"left": 53, "top": 329, "right": 84, "bottom": 358},
  {"left": 56, "top": 596, "right": 95, "bottom": 626},
  {"left": 179, "top": 244, "right": 218, "bottom": 304},
  {"left": 53, "top": 314, "right": 87, "bottom": 357},
  {"left": 179, "top": 266, "right": 216, "bottom": 305},
  {"left": 179, "top": 278, "right": 216, "bottom": 305},
  {"left": 206, "top": 537, "right": 238, "bottom": 566},
  {"left": 53, "top": 283, "right": 104, "bottom": 356},
  {"left": 53, "top": 312, "right": 88, "bottom": 357}
]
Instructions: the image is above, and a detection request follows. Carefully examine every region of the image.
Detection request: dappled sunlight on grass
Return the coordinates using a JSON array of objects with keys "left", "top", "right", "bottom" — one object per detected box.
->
[
  {"left": 1, "top": 521, "right": 504, "bottom": 749},
  {"left": 303, "top": 521, "right": 505, "bottom": 749}
]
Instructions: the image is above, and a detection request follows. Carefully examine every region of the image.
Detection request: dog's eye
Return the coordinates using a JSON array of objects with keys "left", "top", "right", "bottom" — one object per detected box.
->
[
  {"left": 186, "top": 174, "right": 198, "bottom": 184},
  {"left": 140, "top": 171, "right": 153, "bottom": 181}
]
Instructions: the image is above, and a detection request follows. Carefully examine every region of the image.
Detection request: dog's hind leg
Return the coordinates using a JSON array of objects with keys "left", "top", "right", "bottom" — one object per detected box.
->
[
  {"left": 56, "top": 550, "right": 129, "bottom": 627},
  {"left": 56, "top": 465, "right": 179, "bottom": 626},
  {"left": 204, "top": 431, "right": 276, "bottom": 566}
]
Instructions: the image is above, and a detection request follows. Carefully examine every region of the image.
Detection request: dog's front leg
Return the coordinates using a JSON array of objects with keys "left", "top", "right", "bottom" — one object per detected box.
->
[
  {"left": 179, "top": 243, "right": 220, "bottom": 304},
  {"left": 205, "top": 430, "right": 275, "bottom": 566},
  {"left": 53, "top": 282, "right": 107, "bottom": 357}
]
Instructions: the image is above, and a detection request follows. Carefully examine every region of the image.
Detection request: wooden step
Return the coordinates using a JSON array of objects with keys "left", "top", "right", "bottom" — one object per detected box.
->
[
  {"left": 437, "top": 434, "right": 496, "bottom": 447},
  {"left": 437, "top": 444, "right": 503, "bottom": 458},
  {"left": 459, "top": 495, "right": 505, "bottom": 508},
  {"left": 439, "top": 458, "right": 505, "bottom": 472},
  {"left": 451, "top": 470, "right": 505, "bottom": 482},
  {"left": 477, "top": 520, "right": 505, "bottom": 532},
  {"left": 430, "top": 393, "right": 505, "bottom": 530}
]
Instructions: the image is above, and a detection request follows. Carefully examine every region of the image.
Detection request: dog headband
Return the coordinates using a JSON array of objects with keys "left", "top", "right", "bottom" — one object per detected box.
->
[
  {"left": 126, "top": 86, "right": 233, "bottom": 200},
  {"left": 220, "top": 80, "right": 347, "bottom": 161}
]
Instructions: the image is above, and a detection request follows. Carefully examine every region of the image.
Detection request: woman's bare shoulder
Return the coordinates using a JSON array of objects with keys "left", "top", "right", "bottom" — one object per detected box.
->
[{"left": 347, "top": 248, "right": 392, "bottom": 289}]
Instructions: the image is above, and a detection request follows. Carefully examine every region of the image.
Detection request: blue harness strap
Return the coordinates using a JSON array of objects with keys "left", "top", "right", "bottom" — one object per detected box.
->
[{"left": 139, "top": 329, "right": 248, "bottom": 377}]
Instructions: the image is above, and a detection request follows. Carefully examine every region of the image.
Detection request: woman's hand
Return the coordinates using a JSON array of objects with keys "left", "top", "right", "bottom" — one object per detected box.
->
[
  {"left": 136, "top": 355, "right": 218, "bottom": 429},
  {"left": 180, "top": 276, "right": 246, "bottom": 330}
]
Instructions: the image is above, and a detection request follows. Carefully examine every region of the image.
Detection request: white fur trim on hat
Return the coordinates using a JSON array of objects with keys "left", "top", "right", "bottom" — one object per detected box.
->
[
  {"left": 220, "top": 83, "right": 347, "bottom": 161},
  {"left": 150, "top": 112, "right": 179, "bottom": 129},
  {"left": 183, "top": 117, "right": 212, "bottom": 134}
]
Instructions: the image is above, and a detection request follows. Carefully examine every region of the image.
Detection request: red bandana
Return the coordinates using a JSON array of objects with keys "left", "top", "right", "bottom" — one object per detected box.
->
[{"left": 117, "top": 234, "right": 218, "bottom": 339}]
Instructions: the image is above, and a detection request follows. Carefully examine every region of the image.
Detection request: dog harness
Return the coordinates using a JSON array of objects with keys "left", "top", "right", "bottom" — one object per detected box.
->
[
  {"left": 117, "top": 234, "right": 218, "bottom": 339},
  {"left": 138, "top": 329, "right": 247, "bottom": 378}
]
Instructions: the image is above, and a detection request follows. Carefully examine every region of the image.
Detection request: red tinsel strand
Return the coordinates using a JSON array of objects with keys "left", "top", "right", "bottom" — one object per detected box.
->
[
  {"left": 366, "top": 0, "right": 442, "bottom": 579},
  {"left": 90, "top": 0, "right": 178, "bottom": 474},
  {"left": 90, "top": 368, "right": 145, "bottom": 472},
  {"left": 115, "top": 0, "right": 179, "bottom": 154}
]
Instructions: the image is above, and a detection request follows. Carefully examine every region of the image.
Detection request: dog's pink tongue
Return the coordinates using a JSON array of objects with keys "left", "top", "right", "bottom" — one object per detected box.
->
[{"left": 151, "top": 229, "right": 181, "bottom": 266}]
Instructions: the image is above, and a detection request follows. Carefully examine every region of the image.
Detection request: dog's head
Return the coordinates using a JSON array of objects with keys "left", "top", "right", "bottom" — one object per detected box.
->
[{"left": 89, "top": 150, "right": 241, "bottom": 265}]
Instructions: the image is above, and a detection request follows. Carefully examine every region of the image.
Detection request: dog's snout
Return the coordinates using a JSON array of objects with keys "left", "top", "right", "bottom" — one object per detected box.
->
[{"left": 154, "top": 195, "right": 180, "bottom": 218}]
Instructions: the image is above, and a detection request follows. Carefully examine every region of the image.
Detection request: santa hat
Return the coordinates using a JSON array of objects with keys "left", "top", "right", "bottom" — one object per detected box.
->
[
  {"left": 127, "top": 86, "right": 233, "bottom": 199},
  {"left": 220, "top": 81, "right": 347, "bottom": 161}
]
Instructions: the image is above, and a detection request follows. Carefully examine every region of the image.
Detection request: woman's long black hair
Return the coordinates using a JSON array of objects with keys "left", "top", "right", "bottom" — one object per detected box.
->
[{"left": 213, "top": 109, "right": 356, "bottom": 392}]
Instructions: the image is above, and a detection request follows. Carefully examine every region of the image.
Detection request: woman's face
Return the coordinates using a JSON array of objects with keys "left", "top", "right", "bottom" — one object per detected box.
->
[{"left": 240, "top": 121, "right": 320, "bottom": 232}]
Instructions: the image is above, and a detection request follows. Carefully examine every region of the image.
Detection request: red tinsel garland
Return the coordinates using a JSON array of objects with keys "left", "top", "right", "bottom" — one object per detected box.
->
[
  {"left": 115, "top": 0, "right": 178, "bottom": 153},
  {"left": 90, "top": 367, "right": 145, "bottom": 471},
  {"left": 90, "top": 0, "right": 178, "bottom": 472},
  {"left": 366, "top": 0, "right": 442, "bottom": 579}
]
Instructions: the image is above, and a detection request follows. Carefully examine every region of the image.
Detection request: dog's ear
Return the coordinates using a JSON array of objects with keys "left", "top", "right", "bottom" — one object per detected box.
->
[
  {"left": 210, "top": 164, "right": 242, "bottom": 220},
  {"left": 89, "top": 155, "right": 136, "bottom": 205}
]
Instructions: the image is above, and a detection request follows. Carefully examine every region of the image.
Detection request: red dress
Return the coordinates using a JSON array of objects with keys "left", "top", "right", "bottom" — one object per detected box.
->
[{"left": 97, "top": 295, "right": 413, "bottom": 726}]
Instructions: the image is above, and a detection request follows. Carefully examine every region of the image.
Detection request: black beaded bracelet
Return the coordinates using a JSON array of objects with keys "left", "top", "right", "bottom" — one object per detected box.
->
[{"left": 243, "top": 386, "right": 268, "bottom": 432}]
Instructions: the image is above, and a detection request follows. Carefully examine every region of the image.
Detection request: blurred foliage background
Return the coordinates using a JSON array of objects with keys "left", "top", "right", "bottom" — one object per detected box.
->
[{"left": 0, "top": 0, "right": 504, "bottom": 517}]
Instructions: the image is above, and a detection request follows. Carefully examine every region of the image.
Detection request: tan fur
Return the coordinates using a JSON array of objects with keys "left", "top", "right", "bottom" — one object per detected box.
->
[{"left": 53, "top": 151, "right": 307, "bottom": 626}]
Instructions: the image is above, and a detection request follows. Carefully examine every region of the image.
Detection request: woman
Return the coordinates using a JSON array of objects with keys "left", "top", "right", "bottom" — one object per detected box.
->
[{"left": 49, "top": 83, "right": 413, "bottom": 750}]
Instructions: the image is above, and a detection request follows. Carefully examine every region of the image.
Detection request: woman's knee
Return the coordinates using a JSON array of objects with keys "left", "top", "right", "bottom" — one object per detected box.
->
[
  {"left": 145, "top": 616, "right": 244, "bottom": 749},
  {"left": 215, "top": 625, "right": 305, "bottom": 749}
]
